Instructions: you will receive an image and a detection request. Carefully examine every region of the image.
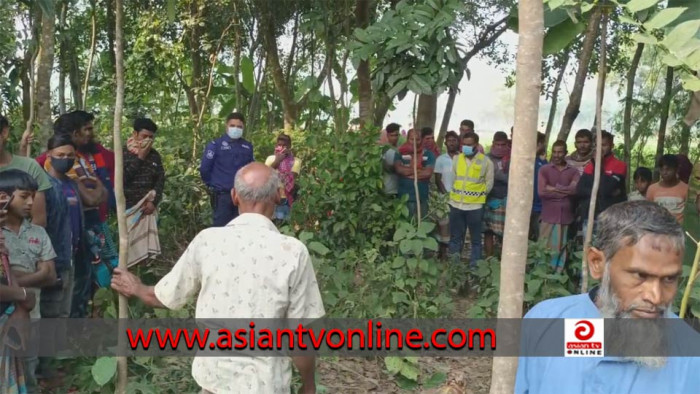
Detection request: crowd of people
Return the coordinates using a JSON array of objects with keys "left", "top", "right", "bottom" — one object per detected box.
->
[
  {"left": 1, "top": 107, "right": 699, "bottom": 393},
  {"left": 0, "top": 110, "right": 299, "bottom": 392},
  {"left": 380, "top": 122, "right": 700, "bottom": 271}
]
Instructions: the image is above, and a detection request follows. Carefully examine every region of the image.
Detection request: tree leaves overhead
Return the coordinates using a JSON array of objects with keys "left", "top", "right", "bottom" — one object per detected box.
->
[
  {"left": 240, "top": 56, "right": 255, "bottom": 94},
  {"left": 542, "top": 18, "right": 586, "bottom": 56},
  {"left": 350, "top": 0, "right": 467, "bottom": 97},
  {"left": 644, "top": 7, "right": 688, "bottom": 30}
]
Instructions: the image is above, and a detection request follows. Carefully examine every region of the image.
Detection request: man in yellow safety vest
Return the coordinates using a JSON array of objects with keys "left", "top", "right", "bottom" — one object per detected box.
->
[{"left": 448, "top": 131, "right": 494, "bottom": 266}]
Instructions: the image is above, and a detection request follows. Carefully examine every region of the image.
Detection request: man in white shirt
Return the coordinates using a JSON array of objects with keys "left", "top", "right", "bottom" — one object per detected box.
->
[
  {"left": 434, "top": 131, "right": 460, "bottom": 258},
  {"left": 111, "top": 162, "right": 324, "bottom": 394}
]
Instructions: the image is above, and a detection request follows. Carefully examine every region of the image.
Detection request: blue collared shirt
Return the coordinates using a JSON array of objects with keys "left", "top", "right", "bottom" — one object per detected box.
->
[
  {"left": 515, "top": 290, "right": 700, "bottom": 394},
  {"left": 199, "top": 135, "right": 254, "bottom": 192}
]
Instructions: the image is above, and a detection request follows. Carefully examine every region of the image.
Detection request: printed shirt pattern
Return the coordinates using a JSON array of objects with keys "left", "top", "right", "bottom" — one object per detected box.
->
[{"left": 153, "top": 213, "right": 325, "bottom": 393}]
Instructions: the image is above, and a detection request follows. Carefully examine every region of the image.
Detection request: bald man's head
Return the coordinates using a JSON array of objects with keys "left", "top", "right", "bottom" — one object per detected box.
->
[{"left": 233, "top": 162, "right": 280, "bottom": 208}]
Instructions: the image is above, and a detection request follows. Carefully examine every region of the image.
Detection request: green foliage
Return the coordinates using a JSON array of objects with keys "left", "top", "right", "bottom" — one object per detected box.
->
[
  {"left": 350, "top": 0, "right": 467, "bottom": 97},
  {"left": 468, "top": 241, "right": 580, "bottom": 317}
]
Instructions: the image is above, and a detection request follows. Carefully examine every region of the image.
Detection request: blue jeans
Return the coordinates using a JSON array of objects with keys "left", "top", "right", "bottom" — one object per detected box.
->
[
  {"left": 212, "top": 192, "right": 239, "bottom": 227},
  {"left": 448, "top": 206, "right": 484, "bottom": 266}
]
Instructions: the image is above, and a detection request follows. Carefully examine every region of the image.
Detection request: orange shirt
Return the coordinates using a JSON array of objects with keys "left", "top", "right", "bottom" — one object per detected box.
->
[{"left": 646, "top": 181, "right": 689, "bottom": 223}]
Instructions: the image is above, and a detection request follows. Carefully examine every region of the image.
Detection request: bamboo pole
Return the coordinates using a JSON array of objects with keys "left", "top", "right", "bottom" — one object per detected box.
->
[
  {"left": 412, "top": 131, "right": 421, "bottom": 227},
  {"left": 113, "top": 0, "right": 129, "bottom": 391},
  {"left": 680, "top": 232, "right": 700, "bottom": 318},
  {"left": 581, "top": 10, "right": 606, "bottom": 294}
]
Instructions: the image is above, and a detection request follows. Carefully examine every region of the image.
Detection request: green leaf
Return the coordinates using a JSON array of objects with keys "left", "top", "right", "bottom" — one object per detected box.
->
[
  {"left": 394, "top": 226, "right": 409, "bottom": 241},
  {"left": 91, "top": 357, "right": 117, "bottom": 386},
  {"left": 681, "top": 74, "right": 700, "bottom": 91},
  {"left": 400, "top": 240, "right": 413, "bottom": 254},
  {"left": 392, "top": 256, "right": 406, "bottom": 269},
  {"left": 663, "top": 20, "right": 700, "bottom": 51},
  {"left": 631, "top": 32, "right": 658, "bottom": 45},
  {"left": 387, "top": 79, "right": 409, "bottom": 98},
  {"left": 240, "top": 56, "right": 255, "bottom": 94},
  {"left": 644, "top": 7, "right": 688, "bottom": 30},
  {"left": 423, "top": 372, "right": 447, "bottom": 388},
  {"left": 543, "top": 19, "right": 586, "bottom": 55},
  {"left": 423, "top": 237, "right": 439, "bottom": 251},
  {"left": 411, "top": 239, "right": 424, "bottom": 256},
  {"left": 411, "top": 74, "right": 432, "bottom": 94},
  {"left": 661, "top": 53, "right": 684, "bottom": 67},
  {"left": 626, "top": 0, "right": 661, "bottom": 13},
  {"left": 396, "top": 375, "right": 420, "bottom": 390},
  {"left": 400, "top": 362, "right": 420, "bottom": 381},
  {"left": 384, "top": 357, "right": 403, "bottom": 374},
  {"left": 407, "top": 258, "right": 418, "bottom": 270},
  {"left": 308, "top": 241, "right": 330, "bottom": 256},
  {"left": 418, "top": 221, "right": 436, "bottom": 234}
]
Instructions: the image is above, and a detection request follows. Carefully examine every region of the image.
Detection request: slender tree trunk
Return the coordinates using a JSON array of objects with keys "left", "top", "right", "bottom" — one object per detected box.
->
[
  {"left": 259, "top": 5, "right": 297, "bottom": 129},
  {"left": 36, "top": 6, "right": 56, "bottom": 144},
  {"left": 232, "top": 0, "right": 242, "bottom": 111},
  {"left": 679, "top": 93, "right": 694, "bottom": 155},
  {"left": 415, "top": 94, "right": 438, "bottom": 131},
  {"left": 556, "top": 7, "right": 602, "bottom": 142},
  {"left": 438, "top": 87, "right": 457, "bottom": 146},
  {"left": 83, "top": 0, "right": 97, "bottom": 109},
  {"left": 653, "top": 67, "right": 674, "bottom": 180},
  {"left": 623, "top": 43, "right": 644, "bottom": 191},
  {"left": 113, "top": 0, "right": 128, "bottom": 392},
  {"left": 67, "top": 43, "right": 82, "bottom": 110},
  {"left": 582, "top": 13, "right": 608, "bottom": 294},
  {"left": 57, "top": 1, "right": 67, "bottom": 114},
  {"left": 187, "top": 0, "right": 203, "bottom": 119},
  {"left": 544, "top": 54, "right": 569, "bottom": 146},
  {"left": 356, "top": 0, "right": 373, "bottom": 128},
  {"left": 105, "top": 0, "right": 116, "bottom": 73},
  {"left": 489, "top": 0, "right": 543, "bottom": 392}
]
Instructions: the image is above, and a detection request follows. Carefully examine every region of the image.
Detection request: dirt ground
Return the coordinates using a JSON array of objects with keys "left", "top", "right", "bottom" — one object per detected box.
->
[{"left": 316, "top": 296, "right": 493, "bottom": 394}]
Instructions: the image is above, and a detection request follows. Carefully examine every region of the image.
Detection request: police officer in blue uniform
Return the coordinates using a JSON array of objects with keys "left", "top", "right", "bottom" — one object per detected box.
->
[{"left": 200, "top": 112, "right": 254, "bottom": 226}]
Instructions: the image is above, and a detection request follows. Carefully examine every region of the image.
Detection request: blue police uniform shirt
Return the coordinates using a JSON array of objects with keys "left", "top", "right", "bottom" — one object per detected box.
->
[
  {"left": 515, "top": 288, "right": 700, "bottom": 394},
  {"left": 199, "top": 135, "right": 254, "bottom": 192}
]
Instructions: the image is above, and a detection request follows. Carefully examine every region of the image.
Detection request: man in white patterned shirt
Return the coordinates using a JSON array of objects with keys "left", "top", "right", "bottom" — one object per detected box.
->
[{"left": 111, "top": 162, "right": 325, "bottom": 394}]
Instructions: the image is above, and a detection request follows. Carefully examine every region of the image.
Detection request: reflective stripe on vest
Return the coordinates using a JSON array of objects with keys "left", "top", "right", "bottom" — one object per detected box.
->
[{"left": 450, "top": 153, "right": 487, "bottom": 204}]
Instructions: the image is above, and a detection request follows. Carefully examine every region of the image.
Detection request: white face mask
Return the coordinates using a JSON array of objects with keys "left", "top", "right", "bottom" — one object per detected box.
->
[{"left": 227, "top": 126, "right": 243, "bottom": 139}]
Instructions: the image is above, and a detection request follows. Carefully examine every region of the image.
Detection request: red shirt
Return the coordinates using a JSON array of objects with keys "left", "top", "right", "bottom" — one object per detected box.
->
[{"left": 583, "top": 154, "right": 627, "bottom": 178}]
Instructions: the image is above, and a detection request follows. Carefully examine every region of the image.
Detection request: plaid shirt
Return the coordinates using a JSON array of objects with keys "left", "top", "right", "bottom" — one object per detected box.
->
[{"left": 123, "top": 147, "right": 165, "bottom": 209}]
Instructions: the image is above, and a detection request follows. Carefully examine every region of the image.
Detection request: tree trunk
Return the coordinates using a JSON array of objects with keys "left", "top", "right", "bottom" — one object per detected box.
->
[
  {"left": 68, "top": 42, "right": 83, "bottom": 110},
  {"left": 544, "top": 54, "right": 569, "bottom": 146},
  {"left": 438, "top": 87, "right": 457, "bottom": 146},
  {"left": 112, "top": 0, "right": 129, "bottom": 392},
  {"left": 356, "top": 0, "right": 373, "bottom": 128},
  {"left": 582, "top": 13, "right": 608, "bottom": 294},
  {"left": 623, "top": 43, "right": 644, "bottom": 191},
  {"left": 36, "top": 6, "right": 55, "bottom": 145},
  {"left": 232, "top": 0, "right": 242, "bottom": 112},
  {"left": 259, "top": 5, "right": 297, "bottom": 130},
  {"left": 679, "top": 123, "right": 691, "bottom": 155},
  {"left": 57, "top": 1, "right": 67, "bottom": 114},
  {"left": 187, "top": 0, "right": 203, "bottom": 119},
  {"left": 488, "top": 0, "right": 543, "bottom": 392},
  {"left": 82, "top": 0, "right": 97, "bottom": 109},
  {"left": 653, "top": 67, "right": 674, "bottom": 180},
  {"left": 556, "top": 7, "right": 602, "bottom": 142},
  {"left": 415, "top": 94, "right": 437, "bottom": 131},
  {"left": 104, "top": 0, "right": 116, "bottom": 73}
]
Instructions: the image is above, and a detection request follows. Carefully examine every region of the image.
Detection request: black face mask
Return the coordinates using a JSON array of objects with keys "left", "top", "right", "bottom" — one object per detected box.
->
[{"left": 51, "top": 157, "right": 75, "bottom": 174}]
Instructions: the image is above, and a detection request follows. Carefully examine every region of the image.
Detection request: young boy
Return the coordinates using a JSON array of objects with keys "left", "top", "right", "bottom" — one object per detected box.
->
[
  {"left": 628, "top": 167, "right": 652, "bottom": 201},
  {"left": 0, "top": 169, "right": 57, "bottom": 392},
  {"left": 646, "top": 155, "right": 689, "bottom": 223}
]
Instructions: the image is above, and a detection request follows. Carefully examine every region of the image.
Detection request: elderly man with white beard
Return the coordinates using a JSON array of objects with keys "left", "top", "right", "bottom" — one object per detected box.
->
[{"left": 515, "top": 200, "right": 700, "bottom": 394}]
